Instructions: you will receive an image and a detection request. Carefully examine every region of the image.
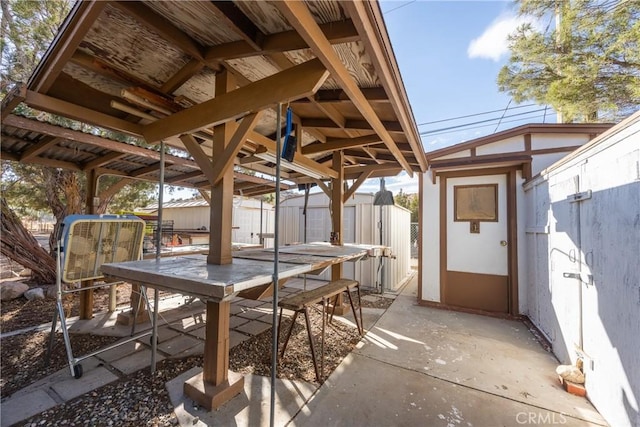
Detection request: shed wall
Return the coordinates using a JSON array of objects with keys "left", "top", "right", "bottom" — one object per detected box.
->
[{"left": 279, "top": 192, "right": 411, "bottom": 290}]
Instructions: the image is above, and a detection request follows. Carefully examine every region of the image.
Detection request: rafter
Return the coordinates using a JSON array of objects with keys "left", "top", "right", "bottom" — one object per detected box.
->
[
  {"left": 302, "top": 134, "right": 382, "bottom": 155},
  {"left": 275, "top": 1, "right": 413, "bottom": 176},
  {"left": 210, "top": 1, "right": 264, "bottom": 51},
  {"left": 30, "top": 1, "right": 107, "bottom": 93},
  {"left": 204, "top": 19, "right": 358, "bottom": 63},
  {"left": 1, "top": 84, "right": 26, "bottom": 119},
  {"left": 144, "top": 58, "right": 329, "bottom": 143},
  {"left": 19, "top": 135, "right": 61, "bottom": 161},
  {"left": 293, "top": 88, "right": 389, "bottom": 104},
  {"left": 2, "top": 114, "right": 194, "bottom": 168},
  {"left": 82, "top": 151, "right": 126, "bottom": 171},
  {"left": 301, "top": 118, "right": 403, "bottom": 132},
  {"left": 344, "top": 1, "right": 427, "bottom": 172},
  {"left": 167, "top": 170, "right": 204, "bottom": 184},
  {"left": 130, "top": 162, "right": 165, "bottom": 178},
  {"left": 24, "top": 91, "right": 143, "bottom": 136}
]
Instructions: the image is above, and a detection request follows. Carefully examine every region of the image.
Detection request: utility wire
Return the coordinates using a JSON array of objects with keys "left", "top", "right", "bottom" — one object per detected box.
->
[
  {"left": 417, "top": 103, "right": 536, "bottom": 126},
  {"left": 421, "top": 113, "right": 551, "bottom": 138},
  {"left": 493, "top": 99, "right": 512, "bottom": 133},
  {"left": 419, "top": 108, "right": 548, "bottom": 136},
  {"left": 383, "top": 0, "right": 417, "bottom": 15}
]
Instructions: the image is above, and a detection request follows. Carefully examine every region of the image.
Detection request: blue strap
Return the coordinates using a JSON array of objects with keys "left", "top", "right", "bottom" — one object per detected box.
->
[{"left": 281, "top": 107, "right": 293, "bottom": 158}]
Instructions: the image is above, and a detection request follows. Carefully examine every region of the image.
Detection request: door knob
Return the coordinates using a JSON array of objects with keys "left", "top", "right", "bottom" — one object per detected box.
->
[{"left": 500, "top": 240, "right": 508, "bottom": 246}]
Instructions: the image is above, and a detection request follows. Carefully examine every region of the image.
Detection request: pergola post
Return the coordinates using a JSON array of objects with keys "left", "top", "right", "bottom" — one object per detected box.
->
[
  {"left": 184, "top": 69, "right": 244, "bottom": 410},
  {"left": 331, "top": 151, "right": 348, "bottom": 315}
]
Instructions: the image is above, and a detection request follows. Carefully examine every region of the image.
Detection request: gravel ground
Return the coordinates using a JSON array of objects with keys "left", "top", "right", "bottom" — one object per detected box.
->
[{"left": 1, "top": 281, "right": 394, "bottom": 426}]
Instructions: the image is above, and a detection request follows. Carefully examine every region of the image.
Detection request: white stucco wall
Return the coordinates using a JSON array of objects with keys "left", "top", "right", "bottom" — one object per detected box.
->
[
  {"left": 523, "top": 113, "right": 640, "bottom": 427},
  {"left": 420, "top": 171, "right": 441, "bottom": 302}
]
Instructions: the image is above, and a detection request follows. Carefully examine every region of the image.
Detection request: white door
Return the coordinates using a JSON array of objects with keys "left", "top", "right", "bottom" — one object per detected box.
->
[{"left": 445, "top": 174, "right": 510, "bottom": 312}]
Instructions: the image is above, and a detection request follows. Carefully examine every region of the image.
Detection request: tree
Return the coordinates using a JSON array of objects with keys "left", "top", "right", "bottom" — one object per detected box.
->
[
  {"left": 0, "top": 1, "right": 158, "bottom": 283},
  {"left": 498, "top": 0, "right": 640, "bottom": 122},
  {"left": 394, "top": 190, "right": 418, "bottom": 223}
]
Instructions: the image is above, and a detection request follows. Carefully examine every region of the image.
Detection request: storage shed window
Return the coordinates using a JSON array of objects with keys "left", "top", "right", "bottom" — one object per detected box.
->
[{"left": 454, "top": 184, "right": 498, "bottom": 222}]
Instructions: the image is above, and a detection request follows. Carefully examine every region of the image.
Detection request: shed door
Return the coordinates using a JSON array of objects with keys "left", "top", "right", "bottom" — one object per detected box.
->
[{"left": 445, "top": 174, "right": 509, "bottom": 312}]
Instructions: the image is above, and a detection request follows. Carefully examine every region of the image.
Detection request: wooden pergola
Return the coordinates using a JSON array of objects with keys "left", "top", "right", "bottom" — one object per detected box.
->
[{"left": 1, "top": 0, "right": 427, "bottom": 409}]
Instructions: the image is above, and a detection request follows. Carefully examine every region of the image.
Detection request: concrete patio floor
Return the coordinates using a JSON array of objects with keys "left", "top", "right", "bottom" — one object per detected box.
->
[{"left": 1, "top": 274, "right": 607, "bottom": 426}]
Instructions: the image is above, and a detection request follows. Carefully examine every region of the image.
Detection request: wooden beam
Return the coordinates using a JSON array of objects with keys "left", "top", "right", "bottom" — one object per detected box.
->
[
  {"left": 211, "top": 112, "right": 262, "bottom": 186},
  {"left": 301, "top": 118, "right": 403, "bottom": 132},
  {"left": 293, "top": 88, "right": 389, "bottom": 104},
  {"left": 199, "top": 190, "right": 211, "bottom": 204},
  {"left": 208, "top": 70, "right": 235, "bottom": 266},
  {"left": 18, "top": 136, "right": 61, "bottom": 161},
  {"left": 165, "top": 170, "right": 203, "bottom": 184},
  {"left": 144, "top": 58, "right": 329, "bottom": 143},
  {"left": 70, "top": 51, "right": 160, "bottom": 94},
  {"left": 111, "top": 1, "right": 204, "bottom": 60},
  {"left": 343, "top": 166, "right": 375, "bottom": 202},
  {"left": 247, "top": 131, "right": 338, "bottom": 179},
  {"left": 344, "top": 1, "right": 427, "bottom": 172},
  {"left": 275, "top": 1, "right": 413, "bottom": 176},
  {"left": 210, "top": 1, "right": 264, "bottom": 51},
  {"left": 204, "top": 19, "right": 358, "bottom": 62},
  {"left": 130, "top": 162, "right": 164, "bottom": 178},
  {"left": 30, "top": 1, "right": 107, "bottom": 93},
  {"left": 1, "top": 84, "right": 26, "bottom": 119},
  {"left": 2, "top": 114, "right": 194, "bottom": 167},
  {"left": 161, "top": 59, "right": 205, "bottom": 94},
  {"left": 313, "top": 178, "right": 331, "bottom": 197},
  {"left": 180, "top": 134, "right": 214, "bottom": 185},
  {"left": 82, "top": 151, "right": 126, "bottom": 171},
  {"left": 24, "top": 91, "right": 143, "bottom": 136},
  {"left": 302, "top": 134, "right": 382, "bottom": 155}
]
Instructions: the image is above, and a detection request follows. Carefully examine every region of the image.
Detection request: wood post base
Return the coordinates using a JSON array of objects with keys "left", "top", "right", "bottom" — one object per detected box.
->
[
  {"left": 116, "top": 310, "right": 150, "bottom": 326},
  {"left": 184, "top": 370, "right": 245, "bottom": 410}
]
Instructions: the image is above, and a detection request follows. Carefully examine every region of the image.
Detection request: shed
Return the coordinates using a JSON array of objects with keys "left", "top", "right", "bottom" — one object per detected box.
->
[
  {"left": 419, "top": 123, "right": 613, "bottom": 315},
  {"left": 144, "top": 198, "right": 274, "bottom": 247},
  {"left": 522, "top": 112, "right": 640, "bottom": 427},
  {"left": 279, "top": 192, "right": 412, "bottom": 290}
]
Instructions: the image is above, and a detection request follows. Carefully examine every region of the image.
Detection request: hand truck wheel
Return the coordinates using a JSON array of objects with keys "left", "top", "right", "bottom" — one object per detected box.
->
[{"left": 73, "top": 364, "right": 83, "bottom": 379}]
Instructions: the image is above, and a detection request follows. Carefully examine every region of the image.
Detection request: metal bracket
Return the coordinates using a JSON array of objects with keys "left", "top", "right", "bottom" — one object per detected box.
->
[{"left": 563, "top": 272, "right": 594, "bottom": 286}]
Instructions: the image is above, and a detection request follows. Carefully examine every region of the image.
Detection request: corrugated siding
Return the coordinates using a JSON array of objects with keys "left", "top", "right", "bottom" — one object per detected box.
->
[{"left": 278, "top": 194, "right": 411, "bottom": 290}]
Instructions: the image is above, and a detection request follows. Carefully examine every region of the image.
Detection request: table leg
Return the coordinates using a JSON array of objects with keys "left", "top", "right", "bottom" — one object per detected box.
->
[{"left": 184, "top": 300, "right": 244, "bottom": 410}]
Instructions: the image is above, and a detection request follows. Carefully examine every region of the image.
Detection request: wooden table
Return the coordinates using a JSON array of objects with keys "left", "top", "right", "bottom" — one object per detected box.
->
[{"left": 101, "top": 242, "right": 378, "bottom": 410}]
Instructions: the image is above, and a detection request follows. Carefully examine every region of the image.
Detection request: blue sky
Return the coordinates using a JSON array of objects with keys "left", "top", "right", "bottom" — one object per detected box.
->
[
  {"left": 169, "top": 1, "right": 553, "bottom": 200},
  {"left": 358, "top": 0, "right": 556, "bottom": 195}
]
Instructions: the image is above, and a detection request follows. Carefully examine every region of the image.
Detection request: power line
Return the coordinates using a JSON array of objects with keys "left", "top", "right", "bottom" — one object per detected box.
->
[
  {"left": 382, "top": 0, "right": 417, "bottom": 15},
  {"left": 417, "top": 103, "right": 537, "bottom": 126},
  {"left": 419, "top": 108, "right": 549, "bottom": 136},
  {"left": 421, "top": 113, "right": 552, "bottom": 138}
]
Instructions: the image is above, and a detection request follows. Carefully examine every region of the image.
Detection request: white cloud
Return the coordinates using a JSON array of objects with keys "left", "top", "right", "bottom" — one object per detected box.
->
[{"left": 468, "top": 13, "right": 534, "bottom": 62}]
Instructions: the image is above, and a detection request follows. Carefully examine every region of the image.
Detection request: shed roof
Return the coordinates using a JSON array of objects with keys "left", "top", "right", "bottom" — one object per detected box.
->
[{"left": 2, "top": 0, "right": 427, "bottom": 191}]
